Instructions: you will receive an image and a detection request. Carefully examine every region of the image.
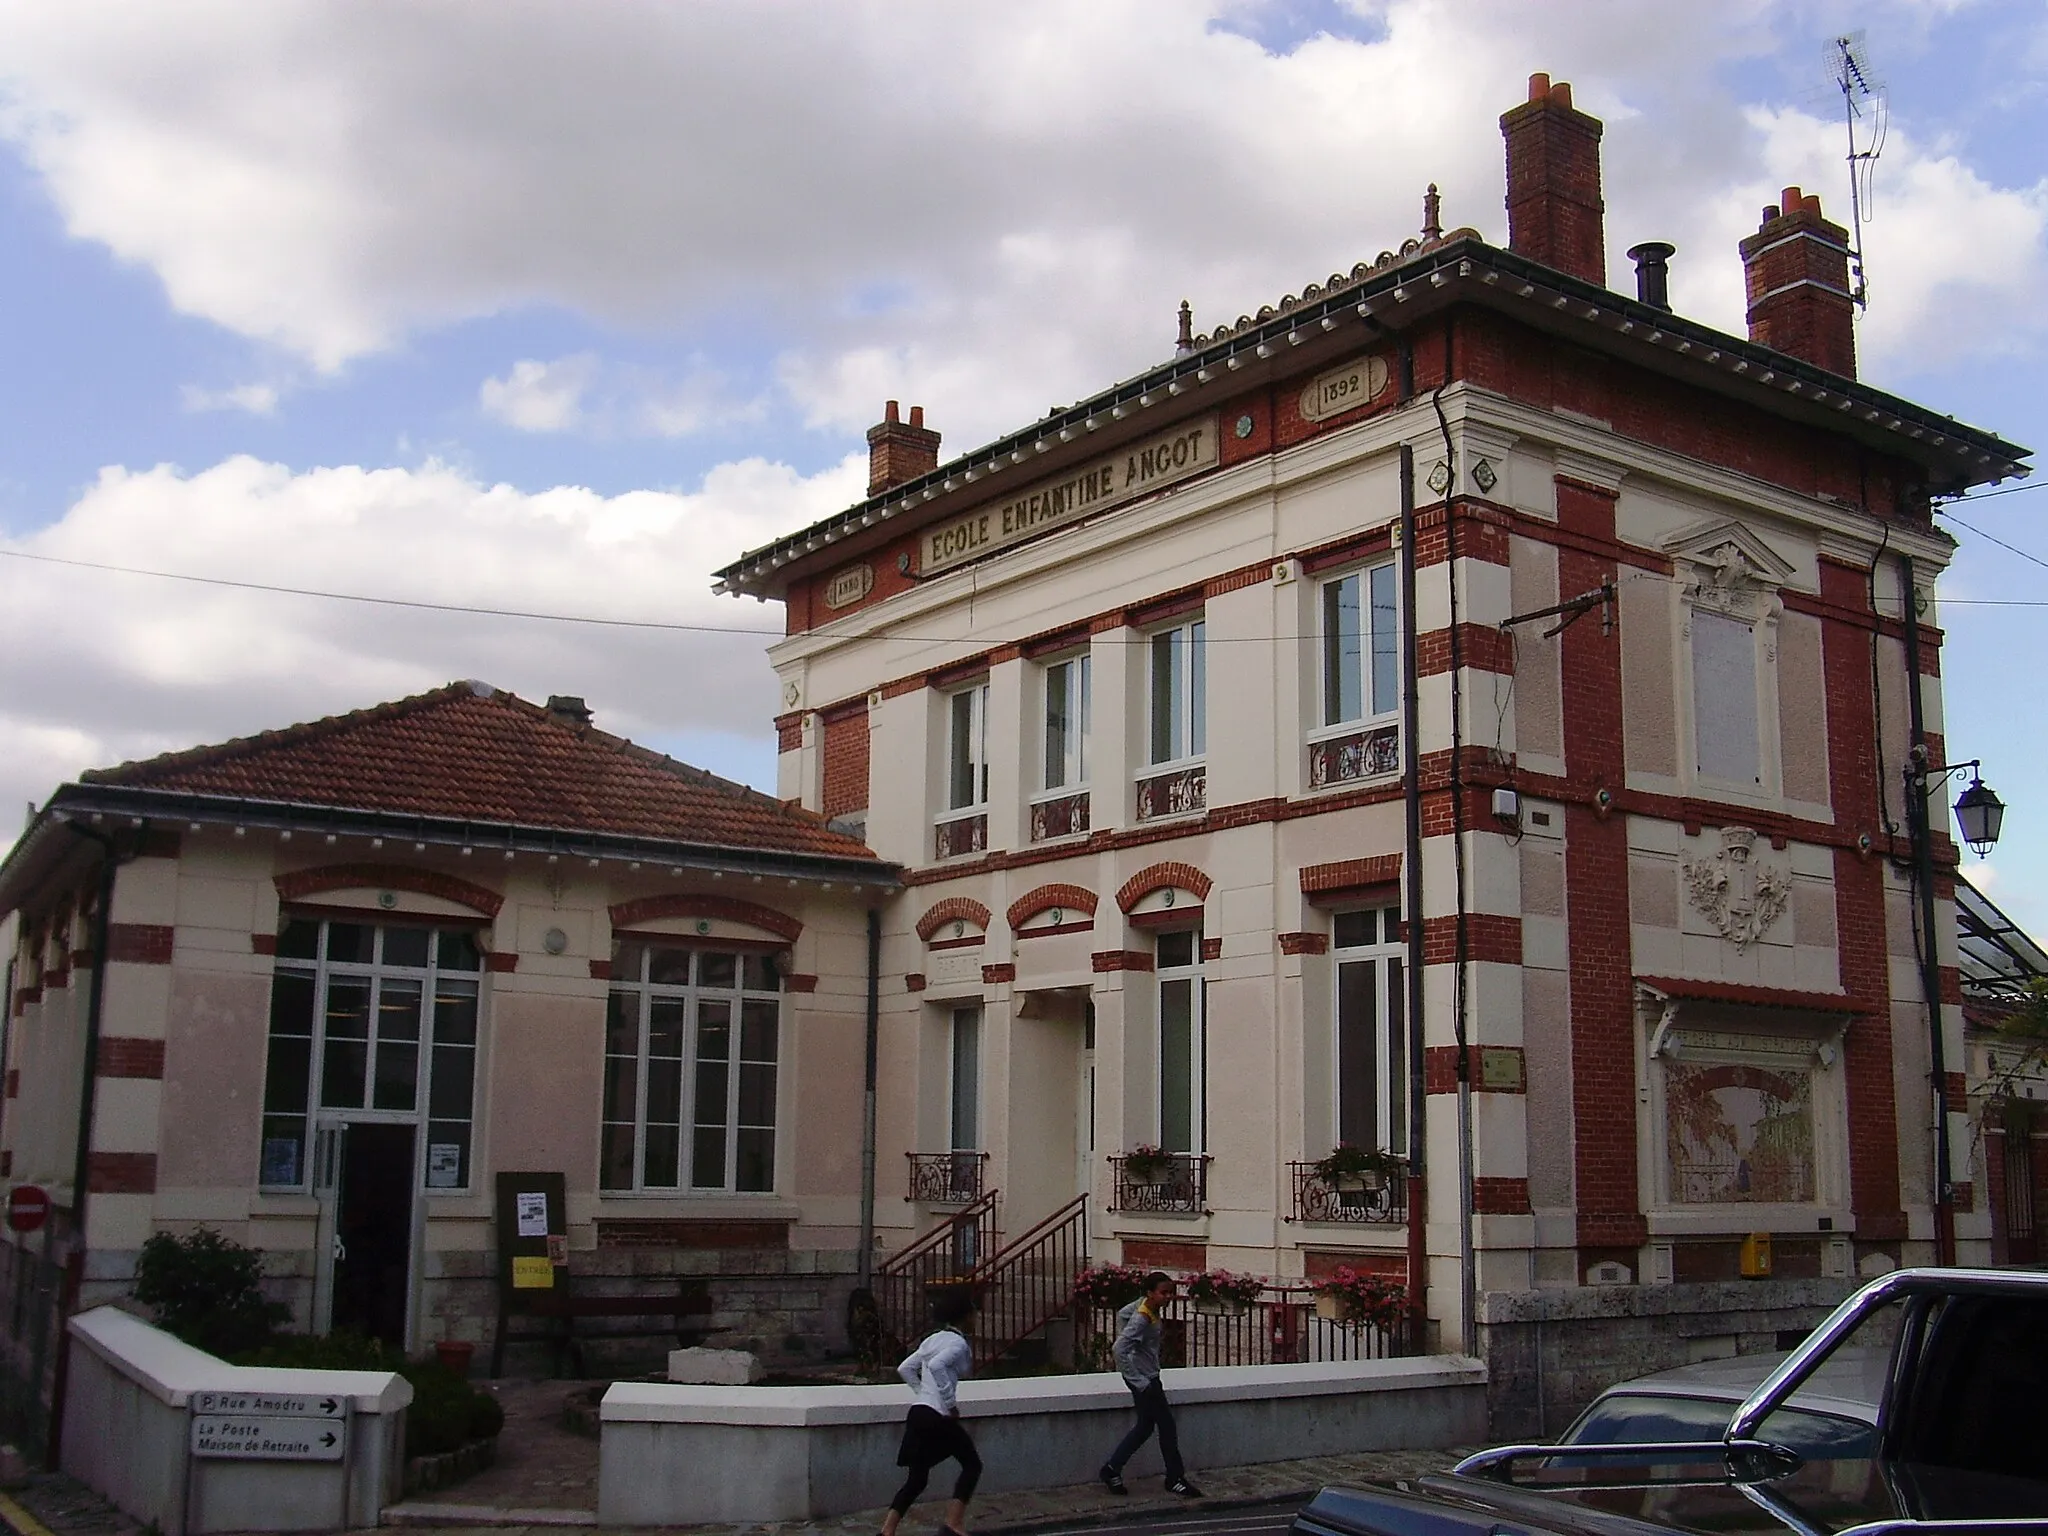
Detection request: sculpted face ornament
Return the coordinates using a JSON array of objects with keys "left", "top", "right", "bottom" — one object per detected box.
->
[{"left": 1684, "top": 826, "right": 1791, "bottom": 951}]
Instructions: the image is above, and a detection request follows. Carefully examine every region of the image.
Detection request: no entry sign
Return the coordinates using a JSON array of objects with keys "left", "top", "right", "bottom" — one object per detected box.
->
[{"left": 6, "top": 1185, "right": 49, "bottom": 1233}]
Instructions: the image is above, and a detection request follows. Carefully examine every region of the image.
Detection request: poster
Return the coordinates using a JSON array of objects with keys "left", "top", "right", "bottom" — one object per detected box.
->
[
  {"left": 511, "top": 1255, "right": 555, "bottom": 1289},
  {"left": 516, "top": 1190, "right": 549, "bottom": 1237},
  {"left": 427, "top": 1143, "right": 463, "bottom": 1188},
  {"left": 260, "top": 1138, "right": 300, "bottom": 1187}
]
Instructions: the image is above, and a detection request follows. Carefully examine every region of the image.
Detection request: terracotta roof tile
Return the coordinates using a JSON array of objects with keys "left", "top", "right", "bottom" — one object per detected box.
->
[{"left": 82, "top": 681, "right": 880, "bottom": 864}]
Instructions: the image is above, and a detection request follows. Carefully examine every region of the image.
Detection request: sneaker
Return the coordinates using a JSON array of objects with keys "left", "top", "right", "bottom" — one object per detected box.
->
[
  {"left": 1099, "top": 1466, "right": 1127, "bottom": 1495},
  {"left": 1167, "top": 1480, "right": 1205, "bottom": 1498}
]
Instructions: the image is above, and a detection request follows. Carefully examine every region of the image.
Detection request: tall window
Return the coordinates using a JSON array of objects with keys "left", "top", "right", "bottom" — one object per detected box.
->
[
  {"left": 950, "top": 1006, "right": 982, "bottom": 1150},
  {"left": 1333, "top": 906, "right": 1405, "bottom": 1153},
  {"left": 603, "top": 943, "right": 781, "bottom": 1194},
  {"left": 1157, "top": 929, "right": 1206, "bottom": 1153},
  {"left": 1043, "top": 654, "right": 1091, "bottom": 790},
  {"left": 1692, "top": 610, "right": 1761, "bottom": 786},
  {"left": 1149, "top": 620, "right": 1206, "bottom": 766},
  {"left": 1321, "top": 565, "right": 1399, "bottom": 726},
  {"left": 947, "top": 683, "right": 990, "bottom": 810},
  {"left": 260, "top": 917, "right": 482, "bottom": 1191}
]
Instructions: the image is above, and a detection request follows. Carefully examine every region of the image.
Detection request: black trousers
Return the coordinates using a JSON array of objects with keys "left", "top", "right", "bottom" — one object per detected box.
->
[
  {"left": 1107, "top": 1379, "right": 1184, "bottom": 1481},
  {"left": 891, "top": 1405, "right": 983, "bottom": 1513}
]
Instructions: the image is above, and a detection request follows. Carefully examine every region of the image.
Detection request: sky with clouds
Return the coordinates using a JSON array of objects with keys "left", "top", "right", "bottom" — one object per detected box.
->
[{"left": 0, "top": 0, "right": 2044, "bottom": 930}]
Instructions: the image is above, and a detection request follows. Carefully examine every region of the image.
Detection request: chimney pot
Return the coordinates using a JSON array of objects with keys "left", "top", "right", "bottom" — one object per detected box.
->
[
  {"left": 1626, "top": 241, "right": 1676, "bottom": 311},
  {"left": 1761, "top": 205, "right": 1780, "bottom": 227},
  {"left": 867, "top": 401, "right": 942, "bottom": 497},
  {"left": 1781, "top": 187, "right": 1803, "bottom": 216},
  {"left": 1501, "top": 72, "right": 1607, "bottom": 286}
]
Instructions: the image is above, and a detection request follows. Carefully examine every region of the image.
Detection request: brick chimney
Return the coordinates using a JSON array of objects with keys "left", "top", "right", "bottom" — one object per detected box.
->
[
  {"left": 866, "top": 401, "right": 941, "bottom": 497},
  {"left": 1738, "top": 186, "right": 1857, "bottom": 379},
  {"left": 1500, "top": 73, "right": 1606, "bottom": 287}
]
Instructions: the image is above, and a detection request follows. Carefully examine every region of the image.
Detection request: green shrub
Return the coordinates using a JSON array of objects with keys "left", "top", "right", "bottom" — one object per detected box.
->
[
  {"left": 398, "top": 1361, "right": 501, "bottom": 1458},
  {"left": 132, "top": 1228, "right": 286, "bottom": 1356}
]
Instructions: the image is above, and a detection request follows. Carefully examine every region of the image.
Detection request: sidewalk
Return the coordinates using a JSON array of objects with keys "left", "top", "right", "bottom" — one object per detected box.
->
[{"left": 5, "top": 1436, "right": 1474, "bottom": 1536}]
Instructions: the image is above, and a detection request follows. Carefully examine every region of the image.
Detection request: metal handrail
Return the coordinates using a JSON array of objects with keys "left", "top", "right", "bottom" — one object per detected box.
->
[{"left": 1452, "top": 1439, "right": 1800, "bottom": 1481}]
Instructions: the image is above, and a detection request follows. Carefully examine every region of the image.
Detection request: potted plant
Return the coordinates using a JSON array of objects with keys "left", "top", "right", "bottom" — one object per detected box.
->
[
  {"left": 1185, "top": 1268, "right": 1266, "bottom": 1316},
  {"left": 1312, "top": 1265, "right": 1409, "bottom": 1330},
  {"left": 1313, "top": 1143, "right": 1403, "bottom": 1194},
  {"left": 1073, "top": 1263, "right": 1151, "bottom": 1309},
  {"left": 1122, "top": 1143, "right": 1175, "bottom": 1186}
]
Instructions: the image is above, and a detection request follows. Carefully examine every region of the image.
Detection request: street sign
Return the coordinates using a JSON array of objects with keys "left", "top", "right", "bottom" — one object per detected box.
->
[
  {"left": 190, "top": 1415, "right": 346, "bottom": 1461},
  {"left": 6, "top": 1185, "right": 50, "bottom": 1233},
  {"left": 190, "top": 1391, "right": 343, "bottom": 1418}
]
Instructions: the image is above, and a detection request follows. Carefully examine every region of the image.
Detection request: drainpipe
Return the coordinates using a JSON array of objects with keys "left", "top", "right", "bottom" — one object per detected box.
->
[
  {"left": 0, "top": 953, "right": 14, "bottom": 1158},
  {"left": 1899, "top": 555, "right": 1956, "bottom": 1266},
  {"left": 48, "top": 821, "right": 125, "bottom": 1470},
  {"left": 1399, "top": 443, "right": 1430, "bottom": 1341},
  {"left": 858, "top": 906, "right": 882, "bottom": 1292}
]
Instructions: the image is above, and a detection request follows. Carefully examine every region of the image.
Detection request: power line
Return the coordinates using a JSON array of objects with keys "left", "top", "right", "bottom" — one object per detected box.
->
[
  {"left": 1940, "top": 511, "right": 2048, "bottom": 575},
  {"left": 1940, "top": 479, "right": 2043, "bottom": 505}
]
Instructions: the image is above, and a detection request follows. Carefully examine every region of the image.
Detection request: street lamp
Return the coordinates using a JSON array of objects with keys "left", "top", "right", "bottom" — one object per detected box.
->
[
  {"left": 1952, "top": 774, "right": 2006, "bottom": 858},
  {"left": 1903, "top": 750, "right": 2007, "bottom": 1266}
]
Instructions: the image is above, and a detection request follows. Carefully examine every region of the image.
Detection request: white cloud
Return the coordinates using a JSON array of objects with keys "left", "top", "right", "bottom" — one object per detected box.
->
[
  {"left": 478, "top": 355, "right": 595, "bottom": 433},
  {"left": 0, "top": 450, "right": 865, "bottom": 813},
  {"left": 180, "top": 381, "right": 280, "bottom": 416},
  {"left": 10, "top": 0, "right": 2035, "bottom": 415}
]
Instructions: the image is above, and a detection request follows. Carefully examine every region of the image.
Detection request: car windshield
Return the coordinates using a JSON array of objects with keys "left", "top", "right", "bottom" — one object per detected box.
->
[{"left": 1566, "top": 1390, "right": 1876, "bottom": 1460}]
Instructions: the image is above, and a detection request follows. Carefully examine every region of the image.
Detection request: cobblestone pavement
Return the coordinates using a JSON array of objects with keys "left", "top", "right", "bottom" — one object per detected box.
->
[
  {"left": 1, "top": 1471, "right": 145, "bottom": 1536},
  {"left": 409, "top": 1378, "right": 603, "bottom": 1514}
]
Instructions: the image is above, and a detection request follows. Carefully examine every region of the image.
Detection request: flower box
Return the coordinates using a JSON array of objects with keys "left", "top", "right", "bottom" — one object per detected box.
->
[
  {"left": 1194, "top": 1298, "right": 1248, "bottom": 1317},
  {"left": 1314, "top": 1292, "right": 1353, "bottom": 1322}
]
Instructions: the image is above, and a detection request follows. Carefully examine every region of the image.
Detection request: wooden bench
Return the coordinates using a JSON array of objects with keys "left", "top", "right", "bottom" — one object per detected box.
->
[{"left": 490, "top": 1274, "right": 713, "bottom": 1377}]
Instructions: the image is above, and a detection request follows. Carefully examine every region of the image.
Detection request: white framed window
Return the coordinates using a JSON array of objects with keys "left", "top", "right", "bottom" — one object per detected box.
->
[
  {"left": 1042, "top": 654, "right": 1091, "bottom": 791},
  {"left": 1148, "top": 619, "right": 1206, "bottom": 767},
  {"left": 949, "top": 1005, "right": 982, "bottom": 1151},
  {"left": 946, "top": 682, "right": 990, "bottom": 810},
  {"left": 603, "top": 943, "right": 782, "bottom": 1194},
  {"left": 1332, "top": 906, "right": 1406, "bottom": 1154},
  {"left": 260, "top": 917, "right": 483, "bottom": 1192},
  {"left": 1320, "top": 564, "right": 1399, "bottom": 727},
  {"left": 1156, "top": 928, "right": 1206, "bottom": 1153}
]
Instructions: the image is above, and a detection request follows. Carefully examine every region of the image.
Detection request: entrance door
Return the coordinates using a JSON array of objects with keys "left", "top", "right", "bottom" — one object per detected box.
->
[{"left": 330, "top": 1123, "right": 417, "bottom": 1345}]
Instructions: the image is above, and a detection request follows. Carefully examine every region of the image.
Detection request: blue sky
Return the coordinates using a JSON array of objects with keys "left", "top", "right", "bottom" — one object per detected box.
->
[{"left": 0, "top": 0, "right": 2043, "bottom": 929}]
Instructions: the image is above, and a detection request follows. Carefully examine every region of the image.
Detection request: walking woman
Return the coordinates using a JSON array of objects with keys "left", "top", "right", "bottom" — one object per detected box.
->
[{"left": 882, "top": 1283, "right": 983, "bottom": 1536}]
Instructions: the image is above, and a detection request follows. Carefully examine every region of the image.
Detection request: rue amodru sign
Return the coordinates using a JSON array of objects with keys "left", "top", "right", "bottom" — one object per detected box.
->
[{"left": 189, "top": 1389, "right": 348, "bottom": 1462}]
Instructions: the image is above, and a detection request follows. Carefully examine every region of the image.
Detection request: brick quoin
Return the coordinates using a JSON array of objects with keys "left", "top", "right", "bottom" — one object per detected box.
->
[
  {"left": 1413, "top": 503, "right": 1512, "bottom": 569},
  {"left": 1300, "top": 855, "right": 1400, "bottom": 896},
  {"left": 106, "top": 923, "right": 175, "bottom": 966},
  {"left": 87, "top": 1152, "right": 158, "bottom": 1194},
  {"left": 1279, "top": 932, "right": 1329, "bottom": 956},
  {"left": 1418, "top": 623, "right": 1515, "bottom": 678},
  {"left": 905, "top": 973, "right": 927, "bottom": 992},
  {"left": 1817, "top": 554, "right": 1908, "bottom": 1243},
  {"left": 96, "top": 1037, "right": 166, "bottom": 1080},
  {"left": 275, "top": 863, "right": 504, "bottom": 917},
  {"left": 1116, "top": 861, "right": 1214, "bottom": 912},
  {"left": 981, "top": 963, "right": 1017, "bottom": 985},
  {"left": 1006, "top": 883, "right": 1099, "bottom": 931},
  {"left": 608, "top": 894, "right": 803, "bottom": 942},
  {"left": 1555, "top": 475, "right": 1643, "bottom": 1252},
  {"left": 916, "top": 897, "right": 992, "bottom": 941},
  {"left": 775, "top": 713, "right": 803, "bottom": 752},
  {"left": 820, "top": 702, "right": 871, "bottom": 820},
  {"left": 1472, "top": 1177, "right": 1533, "bottom": 1216},
  {"left": 1422, "top": 913, "right": 1522, "bottom": 966},
  {"left": 1425, "top": 1045, "right": 1527, "bottom": 1095},
  {"left": 1091, "top": 950, "right": 1155, "bottom": 973}
]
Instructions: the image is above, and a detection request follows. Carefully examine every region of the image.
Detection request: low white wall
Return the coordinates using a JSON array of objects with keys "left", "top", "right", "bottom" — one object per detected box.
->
[
  {"left": 62, "top": 1307, "right": 412, "bottom": 1535},
  {"left": 599, "top": 1355, "right": 1486, "bottom": 1525}
]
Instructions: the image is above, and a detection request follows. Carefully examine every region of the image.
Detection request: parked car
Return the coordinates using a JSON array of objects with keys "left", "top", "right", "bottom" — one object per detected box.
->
[
  {"left": 1558, "top": 1345, "right": 1886, "bottom": 1462},
  {"left": 1291, "top": 1267, "right": 2048, "bottom": 1535}
]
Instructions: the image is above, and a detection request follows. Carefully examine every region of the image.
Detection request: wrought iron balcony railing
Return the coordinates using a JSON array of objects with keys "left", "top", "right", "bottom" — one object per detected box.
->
[
  {"left": 1109, "top": 1152, "right": 1209, "bottom": 1214},
  {"left": 1289, "top": 1160, "right": 1408, "bottom": 1225},
  {"left": 906, "top": 1150, "right": 989, "bottom": 1206}
]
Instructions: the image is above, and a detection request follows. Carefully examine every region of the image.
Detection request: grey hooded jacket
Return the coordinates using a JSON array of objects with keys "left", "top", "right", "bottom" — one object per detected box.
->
[{"left": 1112, "top": 1298, "right": 1163, "bottom": 1391}]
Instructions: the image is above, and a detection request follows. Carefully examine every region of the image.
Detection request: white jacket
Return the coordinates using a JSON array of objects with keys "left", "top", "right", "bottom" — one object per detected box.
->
[{"left": 897, "top": 1327, "right": 973, "bottom": 1415}]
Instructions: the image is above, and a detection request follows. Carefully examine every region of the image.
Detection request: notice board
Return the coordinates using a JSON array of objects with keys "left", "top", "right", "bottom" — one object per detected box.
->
[{"left": 495, "top": 1170, "right": 568, "bottom": 1291}]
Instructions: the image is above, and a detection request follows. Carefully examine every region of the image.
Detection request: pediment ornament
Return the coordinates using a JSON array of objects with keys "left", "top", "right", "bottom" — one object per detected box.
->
[{"left": 1682, "top": 826, "right": 1790, "bottom": 951}]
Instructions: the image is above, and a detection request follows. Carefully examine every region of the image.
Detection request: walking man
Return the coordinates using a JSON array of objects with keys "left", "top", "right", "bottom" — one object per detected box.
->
[
  {"left": 882, "top": 1284, "right": 983, "bottom": 1536},
  {"left": 1099, "top": 1272, "right": 1203, "bottom": 1498}
]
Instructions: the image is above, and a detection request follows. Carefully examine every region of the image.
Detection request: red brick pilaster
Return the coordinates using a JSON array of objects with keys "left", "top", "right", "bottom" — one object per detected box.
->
[{"left": 1556, "top": 477, "right": 1643, "bottom": 1251}]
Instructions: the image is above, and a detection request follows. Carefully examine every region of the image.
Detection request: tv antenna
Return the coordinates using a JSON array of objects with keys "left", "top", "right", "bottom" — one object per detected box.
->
[{"left": 1825, "top": 31, "right": 1886, "bottom": 310}]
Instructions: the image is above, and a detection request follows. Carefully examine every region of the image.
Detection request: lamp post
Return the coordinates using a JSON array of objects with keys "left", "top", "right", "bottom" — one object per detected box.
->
[{"left": 1904, "top": 748, "right": 2005, "bottom": 1266}]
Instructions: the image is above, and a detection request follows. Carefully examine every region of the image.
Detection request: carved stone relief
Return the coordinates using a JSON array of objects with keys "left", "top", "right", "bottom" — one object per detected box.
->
[{"left": 1682, "top": 826, "right": 1791, "bottom": 950}]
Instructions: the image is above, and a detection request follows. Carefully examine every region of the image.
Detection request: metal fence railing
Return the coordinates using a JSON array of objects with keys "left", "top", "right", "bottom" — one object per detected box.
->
[
  {"left": 906, "top": 1151, "right": 989, "bottom": 1206},
  {"left": 1109, "top": 1153, "right": 1209, "bottom": 1215},
  {"left": 1288, "top": 1161, "right": 1408, "bottom": 1225},
  {"left": 1078, "top": 1283, "right": 1408, "bottom": 1368}
]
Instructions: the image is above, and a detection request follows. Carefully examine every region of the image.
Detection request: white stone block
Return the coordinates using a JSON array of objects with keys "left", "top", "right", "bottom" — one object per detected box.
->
[{"left": 667, "top": 1347, "right": 764, "bottom": 1385}]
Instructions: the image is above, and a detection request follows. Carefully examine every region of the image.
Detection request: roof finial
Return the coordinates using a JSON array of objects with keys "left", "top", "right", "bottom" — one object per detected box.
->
[
  {"left": 1175, "top": 298, "right": 1194, "bottom": 355},
  {"left": 1422, "top": 183, "right": 1442, "bottom": 241}
]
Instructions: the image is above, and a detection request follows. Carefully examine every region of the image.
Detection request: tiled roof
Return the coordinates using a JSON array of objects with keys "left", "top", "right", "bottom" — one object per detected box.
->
[{"left": 82, "top": 681, "right": 882, "bottom": 863}]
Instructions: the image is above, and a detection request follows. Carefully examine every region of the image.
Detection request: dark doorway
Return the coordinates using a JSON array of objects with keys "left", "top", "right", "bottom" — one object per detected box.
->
[{"left": 333, "top": 1123, "right": 415, "bottom": 1345}]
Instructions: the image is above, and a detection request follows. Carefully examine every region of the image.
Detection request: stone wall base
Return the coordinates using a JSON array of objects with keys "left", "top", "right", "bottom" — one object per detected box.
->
[{"left": 1478, "top": 1277, "right": 1864, "bottom": 1439}]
